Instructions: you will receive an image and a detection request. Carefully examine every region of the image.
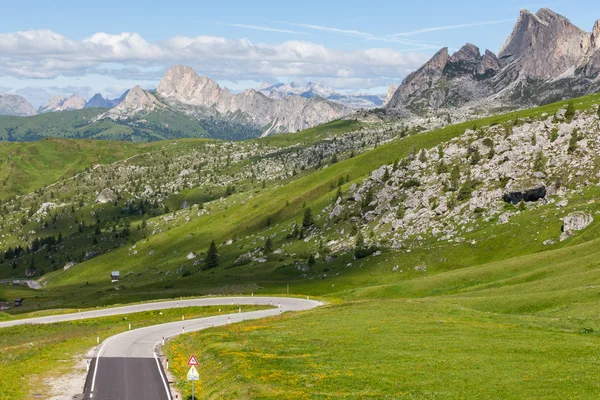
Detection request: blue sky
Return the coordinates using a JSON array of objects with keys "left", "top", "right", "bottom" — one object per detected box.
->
[{"left": 1, "top": 0, "right": 599, "bottom": 106}]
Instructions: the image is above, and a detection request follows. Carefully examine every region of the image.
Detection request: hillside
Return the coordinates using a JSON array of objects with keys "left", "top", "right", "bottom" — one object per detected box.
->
[
  {"left": 0, "top": 93, "right": 598, "bottom": 306},
  {"left": 2, "top": 94, "right": 600, "bottom": 399}
]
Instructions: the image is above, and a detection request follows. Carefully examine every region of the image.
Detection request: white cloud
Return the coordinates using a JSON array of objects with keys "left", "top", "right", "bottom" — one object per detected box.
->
[{"left": 0, "top": 29, "right": 430, "bottom": 89}]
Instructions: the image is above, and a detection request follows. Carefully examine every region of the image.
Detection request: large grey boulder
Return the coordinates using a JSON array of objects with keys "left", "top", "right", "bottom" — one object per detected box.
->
[
  {"left": 95, "top": 188, "right": 117, "bottom": 204},
  {"left": 563, "top": 212, "right": 593, "bottom": 232}
]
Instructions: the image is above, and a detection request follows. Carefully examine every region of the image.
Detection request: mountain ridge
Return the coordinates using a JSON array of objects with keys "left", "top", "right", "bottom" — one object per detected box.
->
[{"left": 386, "top": 8, "right": 600, "bottom": 114}]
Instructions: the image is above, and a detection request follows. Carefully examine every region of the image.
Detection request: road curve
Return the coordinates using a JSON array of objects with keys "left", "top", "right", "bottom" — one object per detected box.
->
[{"left": 0, "top": 297, "right": 320, "bottom": 399}]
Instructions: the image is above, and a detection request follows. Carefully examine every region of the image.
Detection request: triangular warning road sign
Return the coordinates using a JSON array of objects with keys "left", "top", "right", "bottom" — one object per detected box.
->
[
  {"left": 187, "top": 365, "right": 199, "bottom": 381},
  {"left": 187, "top": 354, "right": 199, "bottom": 366}
]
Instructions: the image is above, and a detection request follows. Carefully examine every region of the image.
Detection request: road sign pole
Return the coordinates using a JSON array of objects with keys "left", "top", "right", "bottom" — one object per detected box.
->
[{"left": 192, "top": 379, "right": 194, "bottom": 400}]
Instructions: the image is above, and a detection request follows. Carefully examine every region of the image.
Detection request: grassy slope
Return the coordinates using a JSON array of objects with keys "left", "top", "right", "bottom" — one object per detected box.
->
[
  {"left": 38, "top": 92, "right": 600, "bottom": 304},
  {"left": 2, "top": 93, "right": 600, "bottom": 398},
  {"left": 0, "top": 305, "right": 270, "bottom": 399},
  {"left": 0, "top": 107, "right": 208, "bottom": 143},
  {"left": 0, "top": 138, "right": 169, "bottom": 199},
  {"left": 166, "top": 236, "right": 600, "bottom": 399}
]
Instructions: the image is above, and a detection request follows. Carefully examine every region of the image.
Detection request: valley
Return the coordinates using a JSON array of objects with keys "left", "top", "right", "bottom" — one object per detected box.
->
[{"left": 2, "top": 5, "right": 600, "bottom": 400}]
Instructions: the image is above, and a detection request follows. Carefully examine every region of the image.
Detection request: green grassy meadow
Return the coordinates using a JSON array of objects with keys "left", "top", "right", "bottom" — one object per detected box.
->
[
  {"left": 2, "top": 93, "right": 600, "bottom": 398},
  {"left": 0, "top": 304, "right": 270, "bottom": 399}
]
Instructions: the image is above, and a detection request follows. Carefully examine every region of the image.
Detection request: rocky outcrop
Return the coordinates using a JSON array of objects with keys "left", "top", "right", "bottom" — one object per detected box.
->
[
  {"left": 156, "top": 65, "right": 352, "bottom": 135},
  {"left": 95, "top": 188, "right": 117, "bottom": 204},
  {"left": 383, "top": 85, "right": 398, "bottom": 107},
  {"left": 498, "top": 9, "right": 588, "bottom": 79},
  {"left": 503, "top": 180, "right": 546, "bottom": 204},
  {"left": 386, "top": 48, "right": 449, "bottom": 109},
  {"left": 563, "top": 212, "right": 593, "bottom": 232},
  {"left": 386, "top": 8, "right": 600, "bottom": 113},
  {"left": 477, "top": 50, "right": 501, "bottom": 76},
  {"left": 560, "top": 211, "right": 593, "bottom": 241},
  {"left": 85, "top": 91, "right": 128, "bottom": 109},
  {"left": 0, "top": 94, "right": 36, "bottom": 116},
  {"left": 259, "top": 81, "right": 386, "bottom": 109},
  {"left": 94, "top": 86, "right": 166, "bottom": 121},
  {"left": 39, "top": 94, "right": 86, "bottom": 113}
]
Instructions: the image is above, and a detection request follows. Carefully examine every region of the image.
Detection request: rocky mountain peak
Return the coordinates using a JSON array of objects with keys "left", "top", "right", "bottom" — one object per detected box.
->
[
  {"left": 498, "top": 8, "right": 587, "bottom": 78},
  {"left": 387, "top": 8, "right": 600, "bottom": 113},
  {"left": 385, "top": 47, "right": 448, "bottom": 109},
  {"left": 94, "top": 85, "right": 165, "bottom": 121},
  {"left": 383, "top": 84, "right": 398, "bottom": 106},
  {"left": 449, "top": 43, "right": 481, "bottom": 63},
  {"left": 38, "top": 94, "right": 86, "bottom": 113},
  {"left": 0, "top": 94, "right": 37, "bottom": 116},
  {"left": 592, "top": 20, "right": 600, "bottom": 49},
  {"left": 477, "top": 50, "right": 501, "bottom": 76}
]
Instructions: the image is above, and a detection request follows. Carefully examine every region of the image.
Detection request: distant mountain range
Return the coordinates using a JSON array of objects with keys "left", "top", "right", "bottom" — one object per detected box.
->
[
  {"left": 0, "top": 66, "right": 355, "bottom": 141},
  {"left": 97, "top": 65, "right": 352, "bottom": 136},
  {"left": 258, "top": 81, "right": 389, "bottom": 109},
  {"left": 386, "top": 8, "right": 600, "bottom": 114}
]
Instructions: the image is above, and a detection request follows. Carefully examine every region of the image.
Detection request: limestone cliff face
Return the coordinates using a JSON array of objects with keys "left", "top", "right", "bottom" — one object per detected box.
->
[
  {"left": 386, "top": 8, "right": 600, "bottom": 113},
  {"left": 0, "top": 94, "right": 36, "bottom": 116},
  {"left": 39, "top": 94, "right": 86, "bottom": 113},
  {"left": 383, "top": 85, "right": 398, "bottom": 107},
  {"left": 386, "top": 48, "right": 449, "bottom": 109},
  {"left": 94, "top": 85, "right": 166, "bottom": 121},
  {"left": 156, "top": 65, "right": 352, "bottom": 134},
  {"left": 498, "top": 9, "right": 588, "bottom": 79}
]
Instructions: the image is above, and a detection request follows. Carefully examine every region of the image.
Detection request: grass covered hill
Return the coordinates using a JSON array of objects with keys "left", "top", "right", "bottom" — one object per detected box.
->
[{"left": 1, "top": 93, "right": 600, "bottom": 398}]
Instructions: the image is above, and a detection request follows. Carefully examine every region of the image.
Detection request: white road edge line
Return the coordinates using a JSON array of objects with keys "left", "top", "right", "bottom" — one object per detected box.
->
[
  {"left": 154, "top": 343, "right": 172, "bottom": 400},
  {"left": 89, "top": 334, "right": 118, "bottom": 398}
]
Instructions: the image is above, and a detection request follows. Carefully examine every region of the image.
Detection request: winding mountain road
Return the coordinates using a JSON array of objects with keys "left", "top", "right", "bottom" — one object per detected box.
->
[{"left": 0, "top": 296, "right": 320, "bottom": 399}]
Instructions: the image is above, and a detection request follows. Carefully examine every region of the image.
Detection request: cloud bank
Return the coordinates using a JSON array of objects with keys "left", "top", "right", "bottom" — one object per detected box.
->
[{"left": 0, "top": 30, "right": 429, "bottom": 90}]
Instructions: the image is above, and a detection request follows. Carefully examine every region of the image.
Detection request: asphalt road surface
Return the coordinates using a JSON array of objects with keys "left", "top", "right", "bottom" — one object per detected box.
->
[{"left": 0, "top": 297, "right": 320, "bottom": 399}]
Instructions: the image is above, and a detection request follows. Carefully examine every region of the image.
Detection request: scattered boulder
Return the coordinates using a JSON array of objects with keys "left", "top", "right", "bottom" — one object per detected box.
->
[
  {"left": 63, "top": 261, "right": 75, "bottom": 271},
  {"left": 563, "top": 211, "right": 593, "bottom": 232},
  {"left": 187, "top": 251, "right": 197, "bottom": 260},
  {"left": 35, "top": 202, "right": 58, "bottom": 216},
  {"left": 503, "top": 180, "right": 546, "bottom": 204},
  {"left": 96, "top": 188, "right": 116, "bottom": 204},
  {"left": 180, "top": 200, "right": 190, "bottom": 209}
]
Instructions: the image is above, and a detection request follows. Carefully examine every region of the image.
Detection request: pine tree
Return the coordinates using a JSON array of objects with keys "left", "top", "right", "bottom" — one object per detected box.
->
[
  {"left": 335, "top": 187, "right": 342, "bottom": 201},
  {"left": 302, "top": 207, "right": 313, "bottom": 227},
  {"left": 568, "top": 130, "right": 579, "bottom": 154},
  {"left": 355, "top": 230, "right": 365, "bottom": 250},
  {"left": 449, "top": 165, "right": 460, "bottom": 191},
  {"left": 565, "top": 101, "right": 576, "bottom": 122},
  {"left": 418, "top": 149, "right": 427, "bottom": 163},
  {"left": 382, "top": 168, "right": 391, "bottom": 182},
  {"left": 264, "top": 237, "right": 273, "bottom": 253},
  {"left": 469, "top": 147, "right": 481, "bottom": 165},
  {"left": 205, "top": 240, "right": 219, "bottom": 269},
  {"left": 307, "top": 254, "right": 316, "bottom": 266}
]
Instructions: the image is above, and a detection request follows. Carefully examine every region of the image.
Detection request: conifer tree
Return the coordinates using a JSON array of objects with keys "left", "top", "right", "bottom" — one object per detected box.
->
[{"left": 205, "top": 240, "right": 219, "bottom": 269}]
